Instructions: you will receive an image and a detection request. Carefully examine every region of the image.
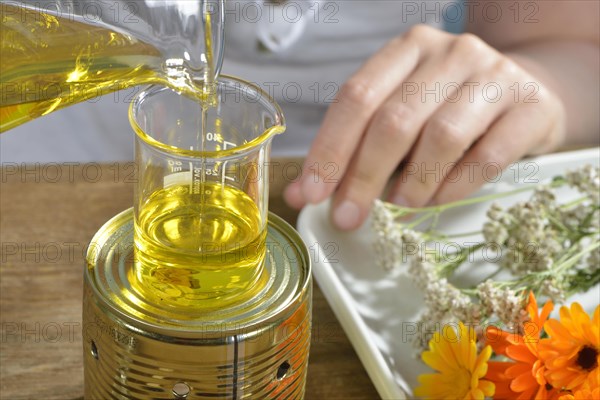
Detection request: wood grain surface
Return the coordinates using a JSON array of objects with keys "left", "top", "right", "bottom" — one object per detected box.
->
[{"left": 0, "top": 160, "right": 380, "bottom": 399}]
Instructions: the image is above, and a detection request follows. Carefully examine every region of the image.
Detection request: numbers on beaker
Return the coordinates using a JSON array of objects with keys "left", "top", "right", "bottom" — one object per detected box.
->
[
  {"left": 205, "top": 132, "right": 227, "bottom": 144},
  {"left": 168, "top": 160, "right": 183, "bottom": 172}
]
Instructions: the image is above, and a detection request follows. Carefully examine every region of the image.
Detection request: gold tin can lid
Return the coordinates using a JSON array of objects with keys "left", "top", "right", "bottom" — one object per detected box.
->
[{"left": 85, "top": 208, "right": 311, "bottom": 339}]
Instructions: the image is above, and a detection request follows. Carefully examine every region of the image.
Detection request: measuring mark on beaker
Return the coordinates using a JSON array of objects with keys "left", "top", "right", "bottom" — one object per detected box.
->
[
  {"left": 203, "top": 132, "right": 237, "bottom": 185},
  {"left": 221, "top": 139, "right": 236, "bottom": 184},
  {"left": 221, "top": 140, "right": 237, "bottom": 185},
  {"left": 189, "top": 146, "right": 203, "bottom": 195}
]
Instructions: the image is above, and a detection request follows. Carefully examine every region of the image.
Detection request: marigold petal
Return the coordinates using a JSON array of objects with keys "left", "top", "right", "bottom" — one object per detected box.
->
[
  {"left": 455, "top": 322, "right": 474, "bottom": 369},
  {"left": 547, "top": 374, "right": 581, "bottom": 393},
  {"left": 524, "top": 335, "right": 542, "bottom": 358},
  {"left": 570, "top": 302, "right": 589, "bottom": 323},
  {"left": 506, "top": 344, "right": 538, "bottom": 364},
  {"left": 506, "top": 362, "right": 536, "bottom": 380},
  {"left": 516, "top": 387, "right": 538, "bottom": 400},
  {"left": 511, "top": 369, "right": 538, "bottom": 392},
  {"left": 487, "top": 361, "right": 513, "bottom": 379},
  {"left": 430, "top": 333, "right": 458, "bottom": 369},
  {"left": 571, "top": 387, "right": 600, "bottom": 400},
  {"left": 444, "top": 324, "right": 458, "bottom": 343},
  {"left": 548, "top": 368, "right": 578, "bottom": 381},
  {"left": 586, "top": 367, "right": 599, "bottom": 389},
  {"left": 544, "top": 319, "right": 574, "bottom": 342},
  {"left": 539, "top": 299, "right": 555, "bottom": 327},
  {"left": 558, "top": 304, "right": 584, "bottom": 343},
  {"left": 421, "top": 350, "right": 447, "bottom": 372},
  {"left": 493, "top": 381, "right": 519, "bottom": 399},
  {"left": 566, "top": 374, "right": 589, "bottom": 391},
  {"left": 473, "top": 345, "right": 492, "bottom": 379},
  {"left": 473, "top": 363, "right": 489, "bottom": 383},
  {"left": 472, "top": 368, "right": 482, "bottom": 390},
  {"left": 487, "top": 362, "right": 519, "bottom": 400},
  {"left": 558, "top": 394, "right": 575, "bottom": 400},
  {"left": 559, "top": 304, "right": 574, "bottom": 323},
  {"left": 533, "top": 385, "right": 546, "bottom": 400},
  {"left": 415, "top": 374, "right": 448, "bottom": 399},
  {"left": 527, "top": 292, "right": 539, "bottom": 314},
  {"left": 486, "top": 326, "right": 518, "bottom": 355},
  {"left": 549, "top": 344, "right": 583, "bottom": 360},
  {"left": 570, "top": 303, "right": 591, "bottom": 341},
  {"left": 542, "top": 355, "right": 565, "bottom": 371},
  {"left": 549, "top": 341, "right": 581, "bottom": 353},
  {"left": 582, "top": 322, "right": 598, "bottom": 348},
  {"left": 533, "top": 360, "right": 548, "bottom": 386},
  {"left": 415, "top": 374, "right": 440, "bottom": 392},
  {"left": 478, "top": 379, "right": 495, "bottom": 397},
  {"left": 468, "top": 340, "right": 478, "bottom": 370},
  {"left": 588, "top": 387, "right": 600, "bottom": 399},
  {"left": 465, "top": 340, "right": 477, "bottom": 371},
  {"left": 468, "top": 387, "right": 484, "bottom": 400}
]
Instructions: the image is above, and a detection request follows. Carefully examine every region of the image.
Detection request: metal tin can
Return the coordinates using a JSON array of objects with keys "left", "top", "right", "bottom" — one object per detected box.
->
[{"left": 83, "top": 209, "right": 311, "bottom": 399}]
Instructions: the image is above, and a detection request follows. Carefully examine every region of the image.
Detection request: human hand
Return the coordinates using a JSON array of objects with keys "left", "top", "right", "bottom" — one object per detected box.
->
[{"left": 284, "top": 25, "right": 566, "bottom": 230}]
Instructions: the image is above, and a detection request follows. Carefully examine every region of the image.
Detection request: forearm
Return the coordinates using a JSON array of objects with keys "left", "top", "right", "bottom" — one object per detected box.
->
[
  {"left": 505, "top": 40, "right": 599, "bottom": 148},
  {"left": 466, "top": 0, "right": 599, "bottom": 150}
]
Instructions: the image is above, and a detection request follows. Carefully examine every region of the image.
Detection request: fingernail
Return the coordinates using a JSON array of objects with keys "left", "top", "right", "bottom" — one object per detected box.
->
[
  {"left": 302, "top": 177, "right": 327, "bottom": 204},
  {"left": 333, "top": 200, "right": 360, "bottom": 231},
  {"left": 283, "top": 183, "right": 305, "bottom": 210}
]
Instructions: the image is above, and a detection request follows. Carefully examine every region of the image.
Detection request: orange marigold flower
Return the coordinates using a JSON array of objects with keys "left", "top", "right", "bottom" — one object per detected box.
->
[
  {"left": 486, "top": 292, "right": 558, "bottom": 399},
  {"left": 540, "top": 304, "right": 600, "bottom": 392},
  {"left": 415, "top": 322, "right": 495, "bottom": 399}
]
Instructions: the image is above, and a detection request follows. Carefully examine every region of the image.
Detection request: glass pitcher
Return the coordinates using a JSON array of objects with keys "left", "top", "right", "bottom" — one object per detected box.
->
[{"left": 0, "top": 0, "right": 225, "bottom": 132}]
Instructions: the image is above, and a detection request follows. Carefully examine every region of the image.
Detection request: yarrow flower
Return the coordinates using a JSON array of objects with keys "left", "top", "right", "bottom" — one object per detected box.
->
[
  {"left": 539, "top": 303, "right": 600, "bottom": 392},
  {"left": 477, "top": 280, "right": 527, "bottom": 330},
  {"left": 414, "top": 322, "right": 495, "bottom": 399},
  {"left": 565, "top": 164, "right": 600, "bottom": 205},
  {"left": 372, "top": 200, "right": 403, "bottom": 271}
]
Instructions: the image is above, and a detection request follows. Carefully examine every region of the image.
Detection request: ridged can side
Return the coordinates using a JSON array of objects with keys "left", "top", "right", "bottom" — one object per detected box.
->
[{"left": 83, "top": 210, "right": 311, "bottom": 399}]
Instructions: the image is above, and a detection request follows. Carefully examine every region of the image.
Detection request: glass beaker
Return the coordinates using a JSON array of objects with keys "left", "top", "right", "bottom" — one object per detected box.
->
[
  {"left": 129, "top": 75, "right": 286, "bottom": 309},
  {"left": 1, "top": 0, "right": 224, "bottom": 131}
]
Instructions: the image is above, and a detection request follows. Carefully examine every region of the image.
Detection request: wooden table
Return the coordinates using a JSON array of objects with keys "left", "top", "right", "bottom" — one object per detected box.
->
[{"left": 0, "top": 160, "right": 380, "bottom": 399}]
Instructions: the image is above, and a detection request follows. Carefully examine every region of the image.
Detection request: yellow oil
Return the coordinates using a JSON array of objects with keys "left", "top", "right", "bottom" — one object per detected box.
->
[
  {"left": 2, "top": 4, "right": 270, "bottom": 309},
  {"left": 2, "top": 4, "right": 161, "bottom": 131},
  {"left": 132, "top": 182, "right": 268, "bottom": 308}
]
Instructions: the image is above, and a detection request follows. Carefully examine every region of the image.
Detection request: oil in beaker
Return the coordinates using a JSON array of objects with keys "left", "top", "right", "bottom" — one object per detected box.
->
[{"left": 132, "top": 182, "right": 268, "bottom": 308}]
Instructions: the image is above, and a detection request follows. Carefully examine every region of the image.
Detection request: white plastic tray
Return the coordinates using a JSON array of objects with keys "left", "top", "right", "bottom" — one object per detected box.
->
[{"left": 297, "top": 148, "right": 600, "bottom": 399}]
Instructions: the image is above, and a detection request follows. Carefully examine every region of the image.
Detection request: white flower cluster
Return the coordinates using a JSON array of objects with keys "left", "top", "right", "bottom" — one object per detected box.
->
[
  {"left": 372, "top": 165, "right": 600, "bottom": 352},
  {"left": 476, "top": 280, "right": 527, "bottom": 330},
  {"left": 562, "top": 164, "right": 600, "bottom": 233},
  {"left": 484, "top": 188, "right": 563, "bottom": 277},
  {"left": 372, "top": 200, "right": 403, "bottom": 271},
  {"left": 565, "top": 164, "right": 600, "bottom": 205}
]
